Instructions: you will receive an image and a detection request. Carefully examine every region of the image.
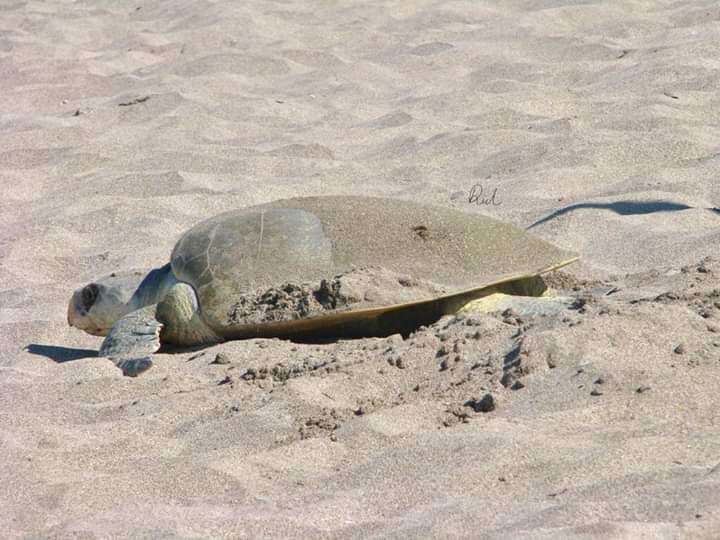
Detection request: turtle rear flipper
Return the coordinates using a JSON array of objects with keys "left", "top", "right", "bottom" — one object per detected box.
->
[
  {"left": 459, "top": 293, "right": 577, "bottom": 318},
  {"left": 99, "top": 304, "right": 162, "bottom": 376}
]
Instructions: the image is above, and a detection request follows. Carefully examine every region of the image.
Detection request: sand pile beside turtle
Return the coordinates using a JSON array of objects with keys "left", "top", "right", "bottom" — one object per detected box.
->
[{"left": 223, "top": 256, "right": 720, "bottom": 431}]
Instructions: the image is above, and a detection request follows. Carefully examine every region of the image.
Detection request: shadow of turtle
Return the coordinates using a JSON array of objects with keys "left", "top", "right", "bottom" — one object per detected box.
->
[
  {"left": 25, "top": 344, "right": 98, "bottom": 363},
  {"left": 527, "top": 200, "right": 720, "bottom": 229}
]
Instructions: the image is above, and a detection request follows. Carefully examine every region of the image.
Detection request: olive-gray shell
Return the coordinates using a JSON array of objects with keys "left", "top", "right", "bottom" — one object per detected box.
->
[{"left": 170, "top": 196, "right": 575, "bottom": 333}]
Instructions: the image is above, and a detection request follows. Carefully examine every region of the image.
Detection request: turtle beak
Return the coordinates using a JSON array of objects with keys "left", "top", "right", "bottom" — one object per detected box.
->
[
  {"left": 66, "top": 287, "right": 112, "bottom": 336},
  {"left": 67, "top": 289, "right": 85, "bottom": 328},
  {"left": 67, "top": 297, "right": 76, "bottom": 327}
]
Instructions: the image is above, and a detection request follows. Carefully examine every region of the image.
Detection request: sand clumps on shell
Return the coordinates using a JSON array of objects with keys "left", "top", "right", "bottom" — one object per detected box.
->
[{"left": 226, "top": 266, "right": 448, "bottom": 326}]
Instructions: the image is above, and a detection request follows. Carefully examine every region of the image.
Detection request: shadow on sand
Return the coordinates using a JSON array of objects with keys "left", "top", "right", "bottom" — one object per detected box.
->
[
  {"left": 527, "top": 200, "right": 720, "bottom": 229},
  {"left": 25, "top": 344, "right": 98, "bottom": 363}
]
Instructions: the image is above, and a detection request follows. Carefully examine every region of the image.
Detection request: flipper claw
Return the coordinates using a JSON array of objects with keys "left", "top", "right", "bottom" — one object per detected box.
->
[
  {"left": 98, "top": 305, "right": 161, "bottom": 376},
  {"left": 113, "top": 356, "right": 154, "bottom": 377}
]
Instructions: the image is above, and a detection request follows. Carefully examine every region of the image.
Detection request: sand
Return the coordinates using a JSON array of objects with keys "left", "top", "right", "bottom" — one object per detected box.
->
[{"left": 2, "top": 0, "right": 720, "bottom": 537}]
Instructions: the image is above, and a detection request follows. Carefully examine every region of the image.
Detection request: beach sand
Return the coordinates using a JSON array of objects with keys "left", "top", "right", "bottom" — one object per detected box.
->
[{"left": 2, "top": 0, "right": 720, "bottom": 537}]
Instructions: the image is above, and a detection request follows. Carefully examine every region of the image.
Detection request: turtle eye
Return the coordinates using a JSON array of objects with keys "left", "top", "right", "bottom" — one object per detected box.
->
[{"left": 81, "top": 284, "right": 99, "bottom": 311}]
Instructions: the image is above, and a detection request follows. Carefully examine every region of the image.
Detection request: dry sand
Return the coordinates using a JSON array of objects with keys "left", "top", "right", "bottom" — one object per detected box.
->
[{"left": 2, "top": 0, "right": 720, "bottom": 537}]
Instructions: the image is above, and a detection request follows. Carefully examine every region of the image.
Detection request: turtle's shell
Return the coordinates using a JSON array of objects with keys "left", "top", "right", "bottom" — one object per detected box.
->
[{"left": 170, "top": 196, "right": 576, "bottom": 337}]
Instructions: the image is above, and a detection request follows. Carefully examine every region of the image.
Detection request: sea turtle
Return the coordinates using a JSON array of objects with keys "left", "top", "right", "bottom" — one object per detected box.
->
[{"left": 68, "top": 196, "right": 578, "bottom": 376}]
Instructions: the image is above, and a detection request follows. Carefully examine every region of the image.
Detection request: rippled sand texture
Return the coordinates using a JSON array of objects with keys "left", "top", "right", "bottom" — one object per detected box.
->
[{"left": 2, "top": 1, "right": 720, "bottom": 538}]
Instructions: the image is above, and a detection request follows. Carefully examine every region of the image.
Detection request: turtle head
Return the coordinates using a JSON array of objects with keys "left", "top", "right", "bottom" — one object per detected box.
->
[
  {"left": 68, "top": 265, "right": 177, "bottom": 337},
  {"left": 67, "top": 273, "right": 144, "bottom": 336}
]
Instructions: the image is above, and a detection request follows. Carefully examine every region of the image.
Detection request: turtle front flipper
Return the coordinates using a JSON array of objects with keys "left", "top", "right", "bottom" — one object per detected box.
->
[
  {"left": 155, "top": 282, "right": 222, "bottom": 347},
  {"left": 99, "top": 304, "right": 162, "bottom": 376}
]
